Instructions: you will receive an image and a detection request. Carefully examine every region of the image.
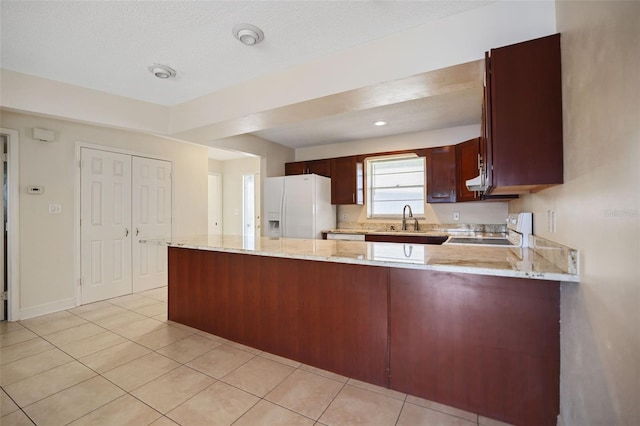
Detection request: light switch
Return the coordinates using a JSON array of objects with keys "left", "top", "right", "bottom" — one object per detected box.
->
[
  {"left": 453, "top": 211, "right": 460, "bottom": 221},
  {"left": 48, "top": 204, "right": 62, "bottom": 214}
]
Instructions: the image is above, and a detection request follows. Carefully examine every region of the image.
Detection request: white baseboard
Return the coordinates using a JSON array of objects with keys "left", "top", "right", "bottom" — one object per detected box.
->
[{"left": 19, "top": 297, "right": 77, "bottom": 320}]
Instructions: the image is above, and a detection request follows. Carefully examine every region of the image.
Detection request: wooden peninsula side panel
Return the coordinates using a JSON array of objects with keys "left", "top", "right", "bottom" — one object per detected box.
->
[
  {"left": 168, "top": 247, "right": 389, "bottom": 386},
  {"left": 168, "top": 246, "right": 560, "bottom": 425},
  {"left": 389, "top": 269, "right": 560, "bottom": 426}
]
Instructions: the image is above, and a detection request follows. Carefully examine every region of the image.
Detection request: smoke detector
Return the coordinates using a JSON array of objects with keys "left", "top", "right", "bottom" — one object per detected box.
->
[
  {"left": 233, "top": 24, "right": 264, "bottom": 46},
  {"left": 148, "top": 64, "right": 176, "bottom": 79}
]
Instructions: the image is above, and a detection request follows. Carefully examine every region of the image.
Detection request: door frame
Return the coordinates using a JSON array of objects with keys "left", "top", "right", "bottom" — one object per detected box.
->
[
  {"left": 0, "top": 128, "right": 20, "bottom": 321},
  {"left": 75, "top": 142, "right": 173, "bottom": 306},
  {"left": 208, "top": 172, "right": 223, "bottom": 235}
]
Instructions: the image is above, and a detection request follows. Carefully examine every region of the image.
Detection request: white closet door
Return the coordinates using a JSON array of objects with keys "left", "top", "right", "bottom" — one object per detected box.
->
[
  {"left": 132, "top": 156, "right": 172, "bottom": 292},
  {"left": 80, "top": 148, "right": 132, "bottom": 304}
]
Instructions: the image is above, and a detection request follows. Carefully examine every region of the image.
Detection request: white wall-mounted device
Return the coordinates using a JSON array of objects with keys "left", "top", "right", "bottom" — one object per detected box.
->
[{"left": 33, "top": 128, "right": 56, "bottom": 142}]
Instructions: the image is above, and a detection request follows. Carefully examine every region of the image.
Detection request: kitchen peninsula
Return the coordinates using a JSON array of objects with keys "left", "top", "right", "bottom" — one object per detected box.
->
[{"left": 145, "top": 235, "right": 577, "bottom": 426}]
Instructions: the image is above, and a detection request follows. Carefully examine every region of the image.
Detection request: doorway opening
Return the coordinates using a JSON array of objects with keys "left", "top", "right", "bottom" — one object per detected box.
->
[
  {"left": 243, "top": 174, "right": 255, "bottom": 241},
  {"left": 208, "top": 173, "right": 222, "bottom": 235},
  {"left": 1, "top": 135, "right": 7, "bottom": 320},
  {"left": 0, "top": 128, "right": 19, "bottom": 321}
]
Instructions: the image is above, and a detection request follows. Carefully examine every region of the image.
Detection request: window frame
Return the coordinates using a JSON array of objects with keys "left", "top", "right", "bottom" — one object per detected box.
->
[{"left": 365, "top": 154, "right": 426, "bottom": 219}]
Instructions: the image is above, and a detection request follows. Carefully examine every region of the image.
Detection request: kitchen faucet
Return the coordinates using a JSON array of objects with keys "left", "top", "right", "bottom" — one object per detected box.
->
[{"left": 402, "top": 204, "right": 419, "bottom": 231}]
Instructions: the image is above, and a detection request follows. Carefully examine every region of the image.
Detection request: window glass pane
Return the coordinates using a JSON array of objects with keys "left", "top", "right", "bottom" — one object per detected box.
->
[
  {"left": 372, "top": 171, "right": 423, "bottom": 188},
  {"left": 367, "top": 156, "right": 425, "bottom": 218}
]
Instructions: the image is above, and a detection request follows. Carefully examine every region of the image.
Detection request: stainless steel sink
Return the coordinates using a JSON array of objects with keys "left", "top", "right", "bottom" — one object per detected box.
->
[{"left": 445, "top": 237, "right": 514, "bottom": 247}]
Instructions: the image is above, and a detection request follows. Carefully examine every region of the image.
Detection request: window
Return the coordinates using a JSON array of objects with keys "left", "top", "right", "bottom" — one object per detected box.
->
[{"left": 366, "top": 155, "right": 425, "bottom": 218}]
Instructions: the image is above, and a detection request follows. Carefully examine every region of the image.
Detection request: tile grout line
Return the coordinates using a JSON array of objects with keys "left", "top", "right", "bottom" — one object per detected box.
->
[
  {"left": 5, "top": 293, "right": 176, "bottom": 425},
  {"left": 6, "top": 289, "right": 493, "bottom": 426}
]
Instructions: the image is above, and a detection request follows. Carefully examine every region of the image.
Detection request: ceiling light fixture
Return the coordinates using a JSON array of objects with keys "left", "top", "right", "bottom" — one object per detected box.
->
[
  {"left": 373, "top": 120, "right": 388, "bottom": 126},
  {"left": 233, "top": 23, "right": 264, "bottom": 46},
  {"left": 148, "top": 64, "right": 176, "bottom": 79}
]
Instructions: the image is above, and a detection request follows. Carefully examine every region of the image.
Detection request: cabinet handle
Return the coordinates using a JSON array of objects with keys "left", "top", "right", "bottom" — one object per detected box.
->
[
  {"left": 125, "top": 228, "right": 129, "bottom": 237},
  {"left": 352, "top": 193, "right": 355, "bottom": 203},
  {"left": 136, "top": 228, "right": 140, "bottom": 236}
]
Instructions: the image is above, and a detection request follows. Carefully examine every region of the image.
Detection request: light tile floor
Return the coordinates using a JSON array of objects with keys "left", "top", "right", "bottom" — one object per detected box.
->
[{"left": 0, "top": 287, "right": 513, "bottom": 426}]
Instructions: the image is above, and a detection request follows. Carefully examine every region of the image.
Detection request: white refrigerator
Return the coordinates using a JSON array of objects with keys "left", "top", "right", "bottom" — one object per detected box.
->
[{"left": 264, "top": 174, "right": 336, "bottom": 239}]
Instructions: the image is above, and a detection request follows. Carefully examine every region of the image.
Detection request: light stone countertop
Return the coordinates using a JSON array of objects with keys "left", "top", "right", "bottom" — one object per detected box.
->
[
  {"left": 323, "top": 229, "right": 507, "bottom": 238},
  {"left": 143, "top": 235, "right": 580, "bottom": 283}
]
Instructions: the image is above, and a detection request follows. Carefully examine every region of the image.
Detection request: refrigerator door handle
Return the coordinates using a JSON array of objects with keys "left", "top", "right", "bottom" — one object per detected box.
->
[{"left": 281, "top": 188, "right": 286, "bottom": 238}]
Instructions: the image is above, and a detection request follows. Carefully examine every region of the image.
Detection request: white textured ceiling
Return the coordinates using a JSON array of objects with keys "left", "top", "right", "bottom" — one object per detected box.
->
[
  {"left": 0, "top": 0, "right": 489, "bottom": 106},
  {"left": 1, "top": 1, "right": 494, "bottom": 154}
]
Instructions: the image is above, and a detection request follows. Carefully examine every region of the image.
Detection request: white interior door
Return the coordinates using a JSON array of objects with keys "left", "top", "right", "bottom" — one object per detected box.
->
[
  {"left": 208, "top": 173, "right": 222, "bottom": 235},
  {"left": 254, "top": 173, "right": 261, "bottom": 239},
  {"left": 80, "top": 148, "right": 132, "bottom": 304},
  {"left": 132, "top": 156, "right": 172, "bottom": 292},
  {"left": 0, "top": 143, "right": 5, "bottom": 320}
]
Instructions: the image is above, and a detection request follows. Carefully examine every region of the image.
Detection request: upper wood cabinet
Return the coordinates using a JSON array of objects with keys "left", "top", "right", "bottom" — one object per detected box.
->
[
  {"left": 484, "top": 33, "right": 563, "bottom": 195},
  {"left": 331, "top": 156, "right": 363, "bottom": 205},
  {"left": 426, "top": 146, "right": 456, "bottom": 203},
  {"left": 455, "top": 138, "right": 481, "bottom": 202},
  {"left": 285, "top": 159, "right": 331, "bottom": 178}
]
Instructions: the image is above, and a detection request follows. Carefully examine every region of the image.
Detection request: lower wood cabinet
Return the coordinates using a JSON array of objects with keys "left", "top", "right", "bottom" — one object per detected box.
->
[
  {"left": 364, "top": 234, "right": 448, "bottom": 245},
  {"left": 169, "top": 247, "right": 560, "bottom": 426},
  {"left": 389, "top": 269, "right": 559, "bottom": 426},
  {"left": 168, "top": 247, "right": 388, "bottom": 386}
]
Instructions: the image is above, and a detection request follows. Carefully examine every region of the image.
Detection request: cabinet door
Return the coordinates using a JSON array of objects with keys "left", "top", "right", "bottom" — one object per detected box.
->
[
  {"left": 455, "top": 138, "right": 481, "bottom": 202},
  {"left": 285, "top": 161, "right": 307, "bottom": 176},
  {"left": 482, "top": 52, "right": 494, "bottom": 190},
  {"left": 489, "top": 34, "right": 563, "bottom": 193},
  {"left": 307, "top": 159, "right": 331, "bottom": 178},
  {"left": 132, "top": 156, "right": 172, "bottom": 292},
  {"left": 426, "top": 146, "right": 456, "bottom": 203},
  {"left": 331, "top": 156, "right": 363, "bottom": 205}
]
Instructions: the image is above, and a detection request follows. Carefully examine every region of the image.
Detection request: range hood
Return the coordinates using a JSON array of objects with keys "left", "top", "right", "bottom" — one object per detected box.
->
[{"left": 466, "top": 174, "right": 488, "bottom": 192}]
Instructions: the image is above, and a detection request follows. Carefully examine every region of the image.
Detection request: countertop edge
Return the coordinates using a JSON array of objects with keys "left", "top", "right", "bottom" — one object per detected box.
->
[{"left": 154, "top": 240, "right": 579, "bottom": 283}]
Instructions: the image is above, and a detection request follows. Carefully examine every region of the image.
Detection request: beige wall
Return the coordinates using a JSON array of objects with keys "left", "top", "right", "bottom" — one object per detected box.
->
[
  {"left": 220, "top": 157, "right": 261, "bottom": 236},
  {"left": 0, "top": 111, "right": 208, "bottom": 319},
  {"left": 511, "top": 2, "right": 639, "bottom": 424},
  {"left": 297, "top": 125, "right": 508, "bottom": 226}
]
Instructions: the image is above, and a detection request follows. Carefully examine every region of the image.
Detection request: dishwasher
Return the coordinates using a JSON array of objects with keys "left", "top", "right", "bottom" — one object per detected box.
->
[{"left": 326, "top": 233, "right": 365, "bottom": 241}]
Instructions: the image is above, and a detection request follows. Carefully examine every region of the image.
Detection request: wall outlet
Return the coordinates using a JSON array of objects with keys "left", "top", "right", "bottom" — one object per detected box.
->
[
  {"left": 341, "top": 213, "right": 348, "bottom": 221},
  {"left": 547, "top": 210, "right": 556, "bottom": 233},
  {"left": 48, "top": 203, "right": 62, "bottom": 214},
  {"left": 453, "top": 211, "right": 460, "bottom": 221}
]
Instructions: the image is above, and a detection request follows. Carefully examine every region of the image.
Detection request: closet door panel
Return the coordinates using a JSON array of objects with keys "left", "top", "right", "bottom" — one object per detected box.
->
[{"left": 132, "top": 156, "right": 172, "bottom": 292}]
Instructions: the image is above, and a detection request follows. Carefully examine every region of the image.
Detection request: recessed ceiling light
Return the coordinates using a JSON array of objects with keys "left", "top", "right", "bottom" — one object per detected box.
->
[
  {"left": 148, "top": 64, "right": 176, "bottom": 79},
  {"left": 233, "top": 23, "right": 264, "bottom": 46},
  {"left": 373, "top": 120, "right": 388, "bottom": 126}
]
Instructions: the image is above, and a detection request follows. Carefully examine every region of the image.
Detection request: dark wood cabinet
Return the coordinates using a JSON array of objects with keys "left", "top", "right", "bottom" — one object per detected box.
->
[
  {"left": 285, "top": 161, "right": 307, "bottom": 176},
  {"left": 484, "top": 34, "right": 563, "bottom": 195},
  {"left": 364, "top": 234, "right": 447, "bottom": 245},
  {"left": 426, "top": 145, "right": 456, "bottom": 203},
  {"left": 285, "top": 159, "right": 331, "bottom": 178},
  {"left": 389, "top": 269, "right": 560, "bottom": 426},
  {"left": 455, "top": 138, "right": 481, "bottom": 202},
  {"left": 169, "top": 246, "right": 561, "bottom": 426},
  {"left": 330, "top": 156, "right": 363, "bottom": 205},
  {"left": 169, "top": 247, "right": 389, "bottom": 386}
]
